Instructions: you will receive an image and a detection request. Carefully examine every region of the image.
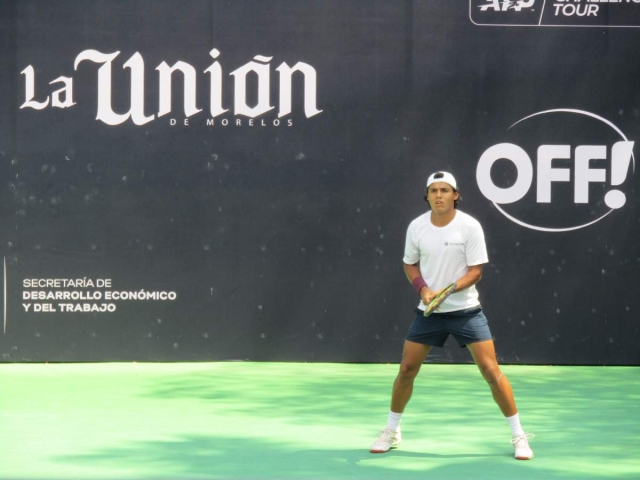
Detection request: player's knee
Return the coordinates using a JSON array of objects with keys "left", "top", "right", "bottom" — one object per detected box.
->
[
  {"left": 398, "top": 362, "right": 421, "bottom": 380},
  {"left": 480, "top": 365, "right": 502, "bottom": 384}
]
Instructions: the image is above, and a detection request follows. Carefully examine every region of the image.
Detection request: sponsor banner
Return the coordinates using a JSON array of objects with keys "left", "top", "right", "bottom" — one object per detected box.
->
[
  {"left": 471, "top": 0, "right": 640, "bottom": 27},
  {"left": 1, "top": 1, "right": 639, "bottom": 365}
]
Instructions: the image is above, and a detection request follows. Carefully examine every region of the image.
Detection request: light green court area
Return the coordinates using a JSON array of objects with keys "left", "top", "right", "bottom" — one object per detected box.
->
[{"left": 1, "top": 363, "right": 639, "bottom": 480}]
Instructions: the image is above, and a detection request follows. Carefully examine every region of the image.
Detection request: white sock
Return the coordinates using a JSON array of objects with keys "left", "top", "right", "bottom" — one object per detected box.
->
[
  {"left": 386, "top": 411, "right": 403, "bottom": 432},
  {"left": 507, "top": 413, "right": 525, "bottom": 437}
]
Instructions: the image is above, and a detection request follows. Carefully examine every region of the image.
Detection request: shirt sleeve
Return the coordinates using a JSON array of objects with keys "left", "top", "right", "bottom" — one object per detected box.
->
[
  {"left": 403, "top": 220, "right": 420, "bottom": 265},
  {"left": 465, "top": 221, "right": 489, "bottom": 266}
]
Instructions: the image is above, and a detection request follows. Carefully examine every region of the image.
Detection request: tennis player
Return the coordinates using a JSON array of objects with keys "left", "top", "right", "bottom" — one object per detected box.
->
[{"left": 370, "top": 171, "right": 534, "bottom": 460}]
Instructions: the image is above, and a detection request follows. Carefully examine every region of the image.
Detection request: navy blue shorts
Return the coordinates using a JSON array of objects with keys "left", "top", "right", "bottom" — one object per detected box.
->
[{"left": 406, "top": 307, "right": 493, "bottom": 348}]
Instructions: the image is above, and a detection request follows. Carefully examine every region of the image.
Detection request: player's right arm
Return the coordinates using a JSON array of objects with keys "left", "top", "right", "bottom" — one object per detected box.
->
[{"left": 403, "top": 262, "right": 438, "bottom": 305}]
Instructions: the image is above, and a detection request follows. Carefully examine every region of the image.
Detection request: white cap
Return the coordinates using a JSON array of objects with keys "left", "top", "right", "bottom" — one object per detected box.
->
[{"left": 426, "top": 171, "right": 457, "bottom": 190}]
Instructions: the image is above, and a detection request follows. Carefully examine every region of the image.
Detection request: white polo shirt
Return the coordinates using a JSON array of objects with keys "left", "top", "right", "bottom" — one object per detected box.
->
[{"left": 403, "top": 210, "right": 489, "bottom": 313}]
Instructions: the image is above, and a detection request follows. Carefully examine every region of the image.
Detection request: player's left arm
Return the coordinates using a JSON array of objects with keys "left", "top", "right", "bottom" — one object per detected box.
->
[
  {"left": 452, "top": 264, "right": 483, "bottom": 293},
  {"left": 455, "top": 220, "right": 488, "bottom": 293}
]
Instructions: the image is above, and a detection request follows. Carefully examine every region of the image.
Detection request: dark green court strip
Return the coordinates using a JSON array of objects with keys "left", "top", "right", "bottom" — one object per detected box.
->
[{"left": 1, "top": 363, "right": 639, "bottom": 479}]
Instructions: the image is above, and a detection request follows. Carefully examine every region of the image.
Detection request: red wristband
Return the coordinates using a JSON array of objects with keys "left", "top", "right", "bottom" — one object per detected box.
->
[{"left": 412, "top": 277, "right": 427, "bottom": 294}]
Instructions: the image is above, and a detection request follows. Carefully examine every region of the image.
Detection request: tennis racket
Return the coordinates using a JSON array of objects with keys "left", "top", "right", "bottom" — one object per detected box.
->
[{"left": 423, "top": 282, "right": 457, "bottom": 317}]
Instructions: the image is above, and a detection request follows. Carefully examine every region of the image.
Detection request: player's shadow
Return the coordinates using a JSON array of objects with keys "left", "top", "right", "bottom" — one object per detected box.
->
[
  {"left": 375, "top": 449, "right": 504, "bottom": 459},
  {"left": 296, "top": 448, "right": 504, "bottom": 464},
  {"left": 54, "top": 434, "right": 506, "bottom": 480}
]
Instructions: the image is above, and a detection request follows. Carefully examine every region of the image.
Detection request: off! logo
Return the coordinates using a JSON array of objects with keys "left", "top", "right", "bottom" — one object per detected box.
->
[{"left": 476, "top": 109, "right": 635, "bottom": 232}]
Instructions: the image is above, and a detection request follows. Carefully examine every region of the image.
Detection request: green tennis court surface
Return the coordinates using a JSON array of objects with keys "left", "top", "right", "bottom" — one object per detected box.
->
[{"left": 1, "top": 363, "right": 639, "bottom": 479}]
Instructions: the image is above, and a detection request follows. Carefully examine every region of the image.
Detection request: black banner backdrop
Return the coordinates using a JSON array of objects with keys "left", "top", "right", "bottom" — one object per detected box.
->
[{"left": 0, "top": 1, "right": 638, "bottom": 364}]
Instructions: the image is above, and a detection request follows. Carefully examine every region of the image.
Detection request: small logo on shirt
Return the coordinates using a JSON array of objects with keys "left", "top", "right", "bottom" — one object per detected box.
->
[{"left": 445, "top": 242, "right": 465, "bottom": 247}]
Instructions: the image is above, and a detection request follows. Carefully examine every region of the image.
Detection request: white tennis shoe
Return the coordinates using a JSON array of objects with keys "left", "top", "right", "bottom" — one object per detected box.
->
[
  {"left": 370, "top": 427, "right": 402, "bottom": 453},
  {"left": 511, "top": 432, "right": 534, "bottom": 460}
]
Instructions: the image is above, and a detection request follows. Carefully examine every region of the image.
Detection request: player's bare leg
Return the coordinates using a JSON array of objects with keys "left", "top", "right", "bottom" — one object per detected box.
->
[
  {"left": 391, "top": 340, "right": 432, "bottom": 413},
  {"left": 467, "top": 339, "right": 534, "bottom": 460},
  {"left": 467, "top": 339, "right": 516, "bottom": 416},
  {"left": 370, "top": 340, "right": 431, "bottom": 453}
]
